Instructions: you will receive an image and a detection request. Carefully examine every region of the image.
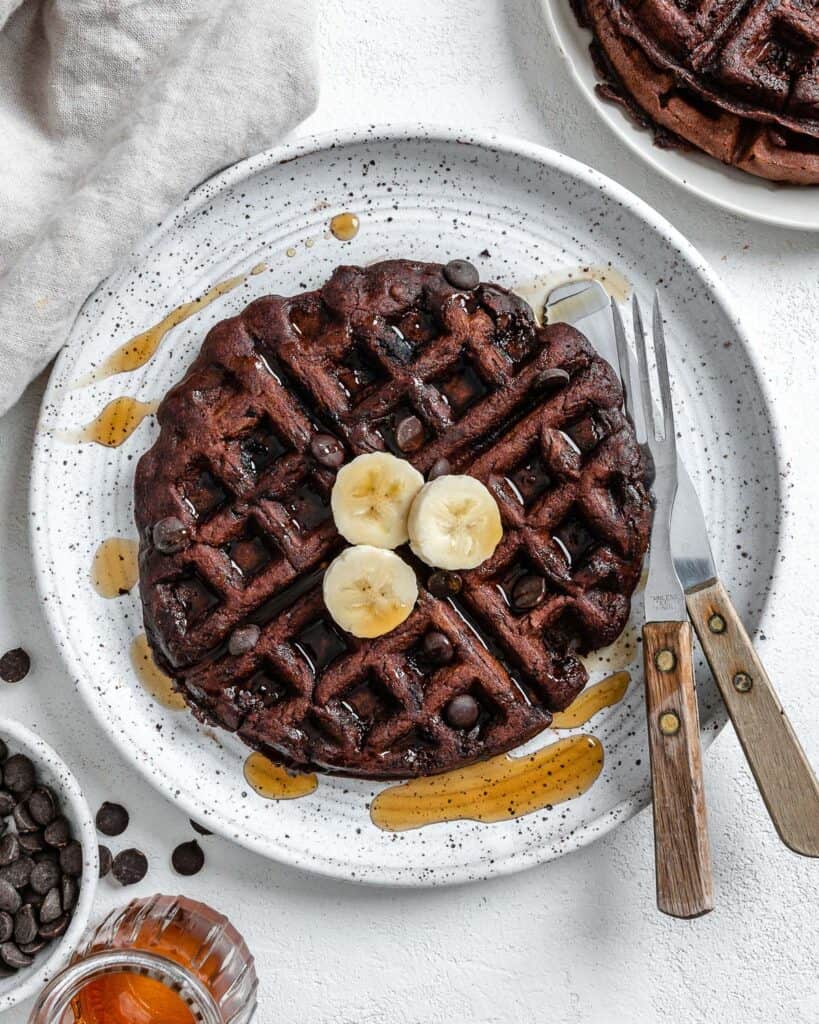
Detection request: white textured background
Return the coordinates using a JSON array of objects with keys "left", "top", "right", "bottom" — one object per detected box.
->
[{"left": 2, "top": 2, "right": 818, "bottom": 1021}]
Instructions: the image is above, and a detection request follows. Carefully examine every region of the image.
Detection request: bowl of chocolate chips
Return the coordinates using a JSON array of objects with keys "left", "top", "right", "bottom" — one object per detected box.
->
[{"left": 0, "top": 718, "right": 97, "bottom": 1011}]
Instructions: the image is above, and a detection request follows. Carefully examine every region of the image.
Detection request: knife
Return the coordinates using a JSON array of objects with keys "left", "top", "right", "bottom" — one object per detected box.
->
[{"left": 546, "top": 279, "right": 819, "bottom": 858}]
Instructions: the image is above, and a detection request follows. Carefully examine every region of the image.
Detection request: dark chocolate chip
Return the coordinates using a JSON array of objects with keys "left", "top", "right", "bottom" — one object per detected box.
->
[
  {"left": 423, "top": 631, "right": 454, "bottom": 666},
  {"left": 152, "top": 516, "right": 190, "bottom": 555},
  {"left": 534, "top": 367, "right": 571, "bottom": 391},
  {"left": 443, "top": 259, "right": 479, "bottom": 290},
  {"left": 112, "top": 848, "right": 147, "bottom": 886},
  {"left": 95, "top": 801, "right": 129, "bottom": 837},
  {"left": 13, "top": 802, "right": 39, "bottom": 833},
  {"left": 0, "top": 941, "right": 32, "bottom": 969},
  {"left": 427, "top": 457, "right": 451, "bottom": 481},
  {"left": 44, "top": 816, "right": 70, "bottom": 848},
  {"left": 19, "top": 937, "right": 47, "bottom": 955},
  {"left": 0, "top": 835, "right": 19, "bottom": 867},
  {"left": 445, "top": 694, "right": 481, "bottom": 730},
  {"left": 17, "top": 831, "right": 45, "bottom": 855},
  {"left": 395, "top": 414, "right": 424, "bottom": 453},
  {"left": 98, "top": 844, "right": 112, "bottom": 878},
  {"left": 0, "top": 791, "right": 14, "bottom": 817},
  {"left": 0, "top": 882, "right": 20, "bottom": 914},
  {"left": 427, "top": 571, "right": 462, "bottom": 598},
  {"left": 39, "top": 888, "right": 62, "bottom": 925},
  {"left": 189, "top": 820, "right": 212, "bottom": 837},
  {"left": 171, "top": 840, "right": 204, "bottom": 877},
  {"left": 38, "top": 914, "right": 69, "bottom": 941},
  {"left": 310, "top": 433, "right": 345, "bottom": 469},
  {"left": 511, "top": 574, "right": 546, "bottom": 610},
  {"left": 13, "top": 904, "right": 37, "bottom": 945},
  {"left": 0, "top": 913, "right": 11, "bottom": 943},
  {"left": 0, "top": 856, "right": 33, "bottom": 889},
  {"left": 61, "top": 874, "right": 77, "bottom": 911},
  {"left": 3, "top": 755, "right": 34, "bottom": 795},
  {"left": 0, "top": 649, "right": 30, "bottom": 684},
  {"left": 28, "top": 788, "right": 57, "bottom": 827},
  {"left": 59, "top": 842, "right": 83, "bottom": 877},
  {"left": 29, "top": 859, "right": 60, "bottom": 895},
  {"left": 228, "top": 624, "right": 261, "bottom": 658}
]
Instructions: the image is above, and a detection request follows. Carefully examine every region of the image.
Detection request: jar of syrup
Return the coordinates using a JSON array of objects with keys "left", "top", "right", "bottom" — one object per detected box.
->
[{"left": 28, "top": 894, "right": 257, "bottom": 1023}]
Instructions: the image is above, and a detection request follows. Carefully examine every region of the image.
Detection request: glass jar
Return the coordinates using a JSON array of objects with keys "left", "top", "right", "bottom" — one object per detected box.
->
[{"left": 29, "top": 894, "right": 257, "bottom": 1024}]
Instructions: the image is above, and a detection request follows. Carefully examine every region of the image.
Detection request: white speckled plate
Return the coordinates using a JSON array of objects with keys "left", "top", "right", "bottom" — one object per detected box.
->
[
  {"left": 31, "top": 127, "right": 781, "bottom": 886},
  {"left": 543, "top": 0, "right": 819, "bottom": 231}
]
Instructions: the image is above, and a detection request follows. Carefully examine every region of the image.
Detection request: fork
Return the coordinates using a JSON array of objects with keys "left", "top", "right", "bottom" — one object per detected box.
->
[{"left": 613, "top": 294, "right": 714, "bottom": 919}]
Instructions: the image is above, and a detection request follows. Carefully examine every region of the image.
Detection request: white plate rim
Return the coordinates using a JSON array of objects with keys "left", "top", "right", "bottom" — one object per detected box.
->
[
  {"left": 29, "top": 124, "right": 783, "bottom": 885},
  {"left": 541, "top": 0, "right": 819, "bottom": 232}
]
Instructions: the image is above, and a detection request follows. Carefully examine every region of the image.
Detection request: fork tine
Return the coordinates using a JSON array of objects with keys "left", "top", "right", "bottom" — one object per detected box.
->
[
  {"left": 611, "top": 298, "right": 639, "bottom": 432},
  {"left": 652, "top": 292, "right": 676, "bottom": 446},
  {"left": 632, "top": 293, "right": 657, "bottom": 441}
]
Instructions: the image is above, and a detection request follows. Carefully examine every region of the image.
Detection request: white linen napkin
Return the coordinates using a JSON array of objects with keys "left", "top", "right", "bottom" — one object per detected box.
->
[{"left": 0, "top": 0, "right": 318, "bottom": 415}]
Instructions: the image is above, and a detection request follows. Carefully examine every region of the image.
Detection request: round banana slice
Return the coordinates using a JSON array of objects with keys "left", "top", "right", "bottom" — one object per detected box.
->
[
  {"left": 323, "top": 545, "right": 418, "bottom": 638},
  {"left": 408, "top": 475, "right": 503, "bottom": 570},
  {"left": 331, "top": 452, "right": 424, "bottom": 549}
]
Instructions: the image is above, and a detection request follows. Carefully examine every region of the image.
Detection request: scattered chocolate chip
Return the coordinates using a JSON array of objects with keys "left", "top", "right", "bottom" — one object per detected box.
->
[
  {"left": 29, "top": 859, "right": 60, "bottom": 895},
  {"left": 511, "top": 574, "right": 546, "bottom": 610},
  {"left": 59, "top": 842, "right": 83, "bottom": 877},
  {"left": 0, "top": 882, "right": 20, "bottom": 914},
  {"left": 44, "top": 816, "right": 70, "bottom": 849},
  {"left": 428, "top": 457, "right": 451, "bottom": 480},
  {"left": 19, "top": 937, "right": 47, "bottom": 956},
  {"left": 189, "top": 820, "right": 212, "bottom": 837},
  {"left": 427, "top": 571, "right": 462, "bottom": 598},
  {"left": 0, "top": 649, "right": 30, "bottom": 684},
  {"left": 395, "top": 414, "right": 425, "bottom": 453},
  {"left": 228, "top": 624, "right": 261, "bottom": 658},
  {"left": 61, "top": 875, "right": 77, "bottom": 911},
  {"left": 423, "top": 631, "right": 454, "bottom": 666},
  {"left": 310, "top": 434, "right": 345, "bottom": 469},
  {"left": 0, "top": 941, "right": 32, "bottom": 969},
  {"left": 479, "top": 248, "right": 491, "bottom": 259},
  {"left": 95, "top": 802, "right": 129, "bottom": 837},
  {"left": 3, "top": 755, "right": 35, "bottom": 795},
  {"left": 534, "top": 367, "right": 571, "bottom": 391},
  {"left": 112, "top": 848, "right": 147, "bottom": 886},
  {"left": 13, "top": 904, "right": 37, "bottom": 945},
  {"left": 39, "top": 888, "right": 62, "bottom": 925},
  {"left": 445, "top": 694, "right": 480, "bottom": 730},
  {"left": 443, "top": 259, "right": 479, "bottom": 290},
  {"left": 0, "top": 835, "right": 19, "bottom": 867},
  {"left": 27, "top": 788, "right": 57, "bottom": 827},
  {"left": 171, "top": 840, "right": 204, "bottom": 876},
  {"left": 0, "top": 913, "right": 11, "bottom": 943},
  {"left": 13, "top": 802, "right": 39, "bottom": 833},
  {"left": 152, "top": 516, "right": 190, "bottom": 555},
  {"left": 98, "top": 845, "right": 112, "bottom": 878},
  {"left": 38, "top": 914, "right": 68, "bottom": 941},
  {"left": 0, "top": 856, "right": 33, "bottom": 889},
  {"left": 17, "top": 831, "right": 45, "bottom": 855},
  {"left": 0, "top": 791, "right": 14, "bottom": 817}
]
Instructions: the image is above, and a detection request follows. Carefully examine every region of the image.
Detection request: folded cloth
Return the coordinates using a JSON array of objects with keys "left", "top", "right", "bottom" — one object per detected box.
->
[{"left": 0, "top": 0, "right": 318, "bottom": 415}]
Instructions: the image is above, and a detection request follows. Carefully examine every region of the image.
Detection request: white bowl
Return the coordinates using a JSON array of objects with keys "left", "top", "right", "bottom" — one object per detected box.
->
[{"left": 0, "top": 718, "right": 98, "bottom": 1012}]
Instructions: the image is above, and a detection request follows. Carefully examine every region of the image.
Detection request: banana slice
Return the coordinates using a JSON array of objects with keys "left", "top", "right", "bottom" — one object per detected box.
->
[
  {"left": 331, "top": 452, "right": 424, "bottom": 549},
  {"left": 408, "top": 475, "right": 503, "bottom": 570},
  {"left": 323, "top": 545, "right": 418, "bottom": 638}
]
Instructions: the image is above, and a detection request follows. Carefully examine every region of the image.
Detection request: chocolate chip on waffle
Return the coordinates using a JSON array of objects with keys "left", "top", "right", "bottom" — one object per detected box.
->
[
  {"left": 575, "top": 0, "right": 819, "bottom": 185},
  {"left": 135, "top": 260, "right": 650, "bottom": 779}
]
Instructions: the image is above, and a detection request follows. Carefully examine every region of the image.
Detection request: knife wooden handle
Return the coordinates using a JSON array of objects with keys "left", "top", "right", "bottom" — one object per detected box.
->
[
  {"left": 687, "top": 579, "right": 819, "bottom": 857},
  {"left": 643, "top": 620, "right": 714, "bottom": 918}
]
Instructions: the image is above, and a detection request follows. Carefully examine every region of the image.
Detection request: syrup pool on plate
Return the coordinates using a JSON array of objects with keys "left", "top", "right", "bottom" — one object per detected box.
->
[{"left": 90, "top": 538, "right": 139, "bottom": 598}]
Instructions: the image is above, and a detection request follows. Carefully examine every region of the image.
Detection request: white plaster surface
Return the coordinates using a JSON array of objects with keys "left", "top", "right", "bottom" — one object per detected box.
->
[{"left": 1, "top": 2, "right": 817, "bottom": 1021}]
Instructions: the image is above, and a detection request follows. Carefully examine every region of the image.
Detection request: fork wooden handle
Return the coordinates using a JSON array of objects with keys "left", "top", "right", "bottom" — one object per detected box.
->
[
  {"left": 687, "top": 579, "right": 819, "bottom": 857},
  {"left": 643, "top": 620, "right": 714, "bottom": 918}
]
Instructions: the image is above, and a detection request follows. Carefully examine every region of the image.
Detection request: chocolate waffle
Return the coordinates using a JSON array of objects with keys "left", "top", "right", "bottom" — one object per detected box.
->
[
  {"left": 135, "top": 260, "right": 650, "bottom": 779},
  {"left": 574, "top": 0, "right": 819, "bottom": 184}
]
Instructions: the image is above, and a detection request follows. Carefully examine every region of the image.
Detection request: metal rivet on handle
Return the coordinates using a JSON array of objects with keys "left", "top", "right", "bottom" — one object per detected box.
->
[
  {"left": 659, "top": 711, "right": 680, "bottom": 736},
  {"left": 708, "top": 613, "right": 726, "bottom": 634},
  {"left": 733, "top": 672, "right": 753, "bottom": 693},
  {"left": 655, "top": 649, "right": 676, "bottom": 672}
]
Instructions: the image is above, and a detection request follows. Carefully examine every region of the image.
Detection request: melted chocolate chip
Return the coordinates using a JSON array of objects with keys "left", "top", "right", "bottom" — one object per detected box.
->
[
  {"left": 511, "top": 574, "right": 546, "bottom": 610},
  {"left": 443, "top": 259, "right": 479, "bottom": 290},
  {"left": 310, "top": 433, "right": 345, "bottom": 469},
  {"left": 445, "top": 694, "right": 480, "bottom": 730},
  {"left": 395, "top": 414, "right": 425, "bottom": 453},
  {"left": 152, "top": 516, "right": 190, "bottom": 555},
  {"left": 423, "top": 632, "right": 454, "bottom": 666},
  {"left": 534, "top": 367, "right": 571, "bottom": 391},
  {"left": 428, "top": 457, "right": 451, "bottom": 480},
  {"left": 427, "top": 571, "right": 462, "bottom": 598},
  {"left": 228, "top": 624, "right": 261, "bottom": 658}
]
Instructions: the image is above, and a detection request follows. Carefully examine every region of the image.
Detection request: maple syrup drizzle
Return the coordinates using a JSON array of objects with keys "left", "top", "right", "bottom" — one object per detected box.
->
[
  {"left": 244, "top": 752, "right": 318, "bottom": 800},
  {"left": 370, "top": 734, "right": 603, "bottom": 833},
  {"left": 91, "top": 538, "right": 139, "bottom": 598},
  {"left": 329, "top": 212, "right": 360, "bottom": 241},
  {"left": 514, "top": 265, "right": 631, "bottom": 323},
  {"left": 250, "top": 262, "right": 267, "bottom": 275},
  {"left": 551, "top": 671, "right": 630, "bottom": 729},
  {"left": 74, "top": 273, "right": 246, "bottom": 387},
  {"left": 58, "top": 397, "right": 158, "bottom": 447},
  {"left": 130, "top": 634, "right": 186, "bottom": 710}
]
